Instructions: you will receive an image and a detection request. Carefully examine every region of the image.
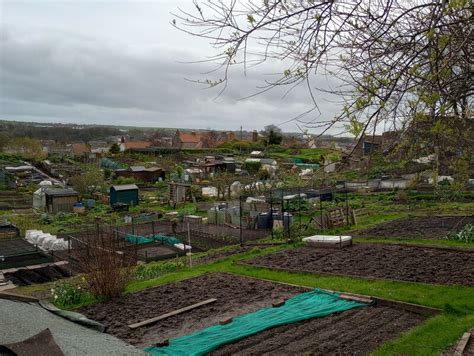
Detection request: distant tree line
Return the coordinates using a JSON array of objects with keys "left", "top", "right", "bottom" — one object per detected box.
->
[{"left": 0, "top": 122, "right": 123, "bottom": 143}]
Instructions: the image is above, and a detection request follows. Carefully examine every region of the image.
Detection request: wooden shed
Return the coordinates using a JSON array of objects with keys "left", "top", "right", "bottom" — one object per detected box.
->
[
  {"left": 44, "top": 188, "right": 79, "bottom": 214},
  {"left": 114, "top": 166, "right": 165, "bottom": 183},
  {"left": 110, "top": 184, "right": 139, "bottom": 206}
]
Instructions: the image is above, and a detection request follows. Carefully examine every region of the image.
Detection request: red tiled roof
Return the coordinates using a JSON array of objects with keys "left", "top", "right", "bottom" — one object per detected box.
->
[{"left": 179, "top": 133, "right": 203, "bottom": 143}]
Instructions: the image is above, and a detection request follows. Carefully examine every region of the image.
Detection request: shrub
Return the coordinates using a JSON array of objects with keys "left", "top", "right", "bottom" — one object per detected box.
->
[
  {"left": 244, "top": 160, "right": 262, "bottom": 174},
  {"left": 78, "top": 234, "right": 134, "bottom": 299},
  {"left": 50, "top": 280, "right": 94, "bottom": 308},
  {"left": 114, "top": 176, "right": 136, "bottom": 185}
]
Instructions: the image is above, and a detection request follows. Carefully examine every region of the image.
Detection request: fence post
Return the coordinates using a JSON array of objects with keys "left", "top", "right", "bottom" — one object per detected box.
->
[
  {"left": 135, "top": 236, "right": 138, "bottom": 261},
  {"left": 152, "top": 220, "right": 155, "bottom": 238},
  {"left": 270, "top": 189, "right": 273, "bottom": 239},
  {"left": 320, "top": 196, "right": 324, "bottom": 232},
  {"left": 345, "top": 189, "right": 350, "bottom": 225},
  {"left": 239, "top": 195, "right": 243, "bottom": 246},
  {"left": 298, "top": 186, "right": 302, "bottom": 226}
]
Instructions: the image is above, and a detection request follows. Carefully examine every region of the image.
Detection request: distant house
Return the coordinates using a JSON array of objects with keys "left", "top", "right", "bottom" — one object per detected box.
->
[
  {"left": 89, "top": 140, "right": 110, "bottom": 154},
  {"left": 173, "top": 130, "right": 206, "bottom": 149},
  {"left": 119, "top": 141, "right": 152, "bottom": 152},
  {"left": 354, "top": 132, "right": 398, "bottom": 156},
  {"left": 69, "top": 143, "right": 91, "bottom": 158},
  {"left": 115, "top": 166, "right": 165, "bottom": 183},
  {"left": 43, "top": 188, "right": 79, "bottom": 214},
  {"left": 172, "top": 130, "right": 236, "bottom": 149},
  {"left": 110, "top": 184, "right": 139, "bottom": 206}
]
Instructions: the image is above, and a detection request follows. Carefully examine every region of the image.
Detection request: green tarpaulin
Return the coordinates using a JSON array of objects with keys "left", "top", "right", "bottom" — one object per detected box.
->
[
  {"left": 125, "top": 234, "right": 182, "bottom": 246},
  {"left": 145, "top": 288, "right": 367, "bottom": 356}
]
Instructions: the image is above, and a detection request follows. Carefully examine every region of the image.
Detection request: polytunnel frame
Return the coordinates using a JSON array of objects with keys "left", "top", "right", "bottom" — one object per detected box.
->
[{"left": 237, "top": 186, "right": 351, "bottom": 245}]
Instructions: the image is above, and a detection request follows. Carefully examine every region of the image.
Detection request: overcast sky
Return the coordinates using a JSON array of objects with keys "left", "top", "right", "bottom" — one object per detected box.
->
[{"left": 0, "top": 0, "right": 344, "bottom": 133}]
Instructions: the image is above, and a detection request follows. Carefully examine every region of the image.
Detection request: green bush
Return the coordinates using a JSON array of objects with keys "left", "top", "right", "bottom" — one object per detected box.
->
[
  {"left": 114, "top": 176, "right": 137, "bottom": 185},
  {"left": 244, "top": 160, "right": 262, "bottom": 174}
]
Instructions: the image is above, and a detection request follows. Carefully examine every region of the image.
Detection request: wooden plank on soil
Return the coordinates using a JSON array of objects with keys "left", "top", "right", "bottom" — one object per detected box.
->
[
  {"left": 339, "top": 294, "right": 372, "bottom": 304},
  {"left": 374, "top": 298, "right": 440, "bottom": 317},
  {"left": 128, "top": 298, "right": 217, "bottom": 329},
  {"left": 454, "top": 332, "right": 471, "bottom": 356}
]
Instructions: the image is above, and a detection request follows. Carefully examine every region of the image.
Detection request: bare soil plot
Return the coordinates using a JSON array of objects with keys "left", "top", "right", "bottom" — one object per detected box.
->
[
  {"left": 80, "top": 273, "right": 427, "bottom": 355},
  {"left": 245, "top": 244, "right": 474, "bottom": 286},
  {"left": 354, "top": 215, "right": 474, "bottom": 240},
  {"left": 211, "top": 305, "right": 425, "bottom": 355}
]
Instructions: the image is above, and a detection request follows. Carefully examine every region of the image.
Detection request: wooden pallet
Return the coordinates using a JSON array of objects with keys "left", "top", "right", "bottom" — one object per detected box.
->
[{"left": 327, "top": 208, "right": 347, "bottom": 228}]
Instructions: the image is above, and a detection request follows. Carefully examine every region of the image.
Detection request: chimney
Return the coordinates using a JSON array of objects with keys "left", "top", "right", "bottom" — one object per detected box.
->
[{"left": 252, "top": 130, "right": 258, "bottom": 142}]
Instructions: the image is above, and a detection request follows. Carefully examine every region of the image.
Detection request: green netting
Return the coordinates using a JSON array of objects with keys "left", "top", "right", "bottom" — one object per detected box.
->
[
  {"left": 145, "top": 289, "right": 367, "bottom": 356},
  {"left": 125, "top": 234, "right": 182, "bottom": 246},
  {"left": 125, "top": 234, "right": 154, "bottom": 245},
  {"left": 155, "top": 234, "right": 181, "bottom": 246}
]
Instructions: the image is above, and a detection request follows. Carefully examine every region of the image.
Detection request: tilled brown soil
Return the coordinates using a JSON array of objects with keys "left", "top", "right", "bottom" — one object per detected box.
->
[
  {"left": 245, "top": 244, "right": 474, "bottom": 286},
  {"left": 354, "top": 215, "right": 474, "bottom": 240},
  {"left": 79, "top": 273, "right": 307, "bottom": 347},
  {"left": 79, "top": 273, "right": 427, "bottom": 355},
  {"left": 211, "top": 305, "right": 425, "bottom": 356}
]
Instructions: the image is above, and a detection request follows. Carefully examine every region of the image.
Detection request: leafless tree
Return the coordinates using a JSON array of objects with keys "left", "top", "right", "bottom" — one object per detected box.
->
[
  {"left": 173, "top": 0, "right": 473, "bottom": 153},
  {"left": 78, "top": 230, "right": 134, "bottom": 299}
]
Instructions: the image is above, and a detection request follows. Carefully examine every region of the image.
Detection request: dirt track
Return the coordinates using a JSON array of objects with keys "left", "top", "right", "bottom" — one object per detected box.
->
[
  {"left": 80, "top": 273, "right": 427, "bottom": 354},
  {"left": 245, "top": 244, "right": 474, "bottom": 286},
  {"left": 355, "top": 215, "right": 474, "bottom": 240}
]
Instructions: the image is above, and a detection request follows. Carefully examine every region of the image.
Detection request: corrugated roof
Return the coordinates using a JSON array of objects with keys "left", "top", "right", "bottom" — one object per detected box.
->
[
  {"left": 129, "top": 166, "right": 146, "bottom": 172},
  {"left": 44, "top": 188, "right": 78, "bottom": 196},
  {"left": 112, "top": 184, "right": 139, "bottom": 191}
]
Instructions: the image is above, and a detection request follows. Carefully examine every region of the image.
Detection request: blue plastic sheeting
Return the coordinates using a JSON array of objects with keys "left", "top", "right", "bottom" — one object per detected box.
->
[{"left": 145, "top": 289, "right": 367, "bottom": 356}]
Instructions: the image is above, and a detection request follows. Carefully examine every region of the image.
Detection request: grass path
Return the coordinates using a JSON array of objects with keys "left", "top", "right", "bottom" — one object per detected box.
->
[{"left": 123, "top": 245, "right": 474, "bottom": 355}]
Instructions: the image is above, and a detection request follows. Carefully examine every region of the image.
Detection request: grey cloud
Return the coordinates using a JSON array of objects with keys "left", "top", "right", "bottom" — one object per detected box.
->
[{"left": 0, "top": 25, "right": 343, "bottom": 131}]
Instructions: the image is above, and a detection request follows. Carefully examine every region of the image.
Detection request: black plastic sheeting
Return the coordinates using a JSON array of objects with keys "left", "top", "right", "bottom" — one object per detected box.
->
[{"left": 4, "top": 265, "right": 71, "bottom": 287}]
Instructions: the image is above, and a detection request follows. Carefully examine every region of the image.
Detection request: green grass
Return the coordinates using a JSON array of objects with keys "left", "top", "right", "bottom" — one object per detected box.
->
[
  {"left": 12, "top": 196, "right": 474, "bottom": 354},
  {"left": 123, "top": 248, "right": 474, "bottom": 354},
  {"left": 122, "top": 244, "right": 474, "bottom": 354},
  {"left": 15, "top": 240, "right": 473, "bottom": 354}
]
